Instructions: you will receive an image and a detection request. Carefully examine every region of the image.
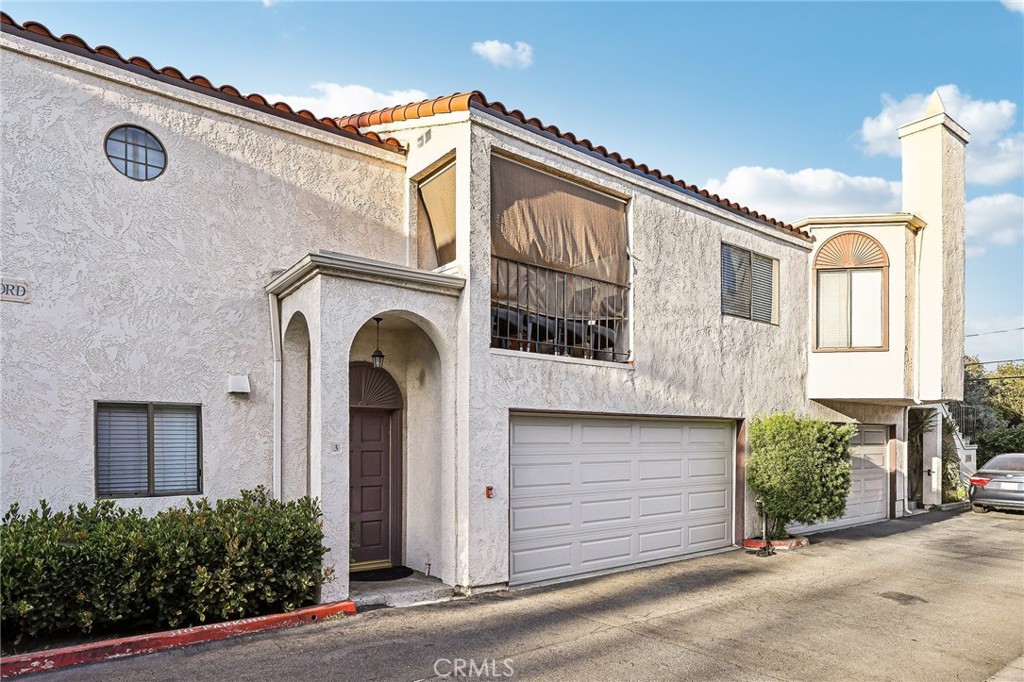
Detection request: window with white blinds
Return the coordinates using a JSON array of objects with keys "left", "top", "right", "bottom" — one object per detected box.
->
[
  {"left": 96, "top": 403, "right": 201, "bottom": 497},
  {"left": 816, "top": 268, "right": 884, "bottom": 349},
  {"left": 721, "top": 243, "right": 778, "bottom": 323}
]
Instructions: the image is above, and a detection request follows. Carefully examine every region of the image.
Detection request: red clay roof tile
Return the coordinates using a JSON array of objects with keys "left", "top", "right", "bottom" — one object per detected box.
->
[
  {"left": 0, "top": 13, "right": 404, "bottom": 153},
  {"left": 338, "top": 92, "right": 810, "bottom": 240}
]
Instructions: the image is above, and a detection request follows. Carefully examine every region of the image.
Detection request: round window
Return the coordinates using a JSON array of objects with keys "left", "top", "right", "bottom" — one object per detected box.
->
[{"left": 104, "top": 125, "right": 166, "bottom": 181}]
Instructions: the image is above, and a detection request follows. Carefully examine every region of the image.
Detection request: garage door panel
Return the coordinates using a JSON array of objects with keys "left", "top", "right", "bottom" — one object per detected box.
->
[
  {"left": 580, "top": 460, "right": 632, "bottom": 484},
  {"left": 638, "top": 528, "right": 683, "bottom": 555},
  {"left": 688, "top": 424, "right": 732, "bottom": 446},
  {"left": 511, "top": 420, "right": 574, "bottom": 445},
  {"left": 511, "top": 503, "right": 573, "bottom": 533},
  {"left": 511, "top": 462, "right": 573, "bottom": 489},
  {"left": 510, "top": 416, "right": 734, "bottom": 585},
  {"left": 580, "top": 535, "right": 633, "bottom": 566},
  {"left": 639, "top": 458, "right": 683, "bottom": 481},
  {"left": 580, "top": 423, "right": 633, "bottom": 444},
  {"left": 688, "top": 520, "right": 730, "bottom": 546},
  {"left": 580, "top": 497, "right": 632, "bottom": 525},
  {"left": 688, "top": 489, "right": 729, "bottom": 513},
  {"left": 688, "top": 457, "right": 730, "bottom": 479},
  {"left": 639, "top": 492, "right": 684, "bottom": 518},
  {"left": 638, "top": 424, "right": 685, "bottom": 444}
]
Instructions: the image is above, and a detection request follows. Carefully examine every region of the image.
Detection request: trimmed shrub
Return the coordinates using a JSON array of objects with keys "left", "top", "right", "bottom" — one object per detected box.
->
[
  {"left": 747, "top": 413, "right": 856, "bottom": 538},
  {"left": 1, "top": 488, "right": 329, "bottom": 644},
  {"left": 975, "top": 424, "right": 1024, "bottom": 469}
]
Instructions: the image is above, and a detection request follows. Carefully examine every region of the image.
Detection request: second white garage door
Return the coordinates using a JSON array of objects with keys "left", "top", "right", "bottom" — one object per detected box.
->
[
  {"left": 789, "top": 424, "right": 889, "bottom": 535},
  {"left": 509, "top": 415, "right": 734, "bottom": 586}
]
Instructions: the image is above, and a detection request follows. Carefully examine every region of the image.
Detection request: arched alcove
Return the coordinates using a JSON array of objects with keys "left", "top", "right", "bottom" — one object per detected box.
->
[{"left": 282, "top": 312, "right": 310, "bottom": 501}]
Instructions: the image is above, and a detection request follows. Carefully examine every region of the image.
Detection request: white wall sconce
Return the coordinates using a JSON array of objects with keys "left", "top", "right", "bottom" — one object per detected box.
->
[{"left": 227, "top": 374, "right": 251, "bottom": 395}]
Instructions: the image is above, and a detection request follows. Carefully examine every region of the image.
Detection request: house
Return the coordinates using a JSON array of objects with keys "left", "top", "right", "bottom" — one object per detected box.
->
[{"left": 0, "top": 14, "right": 968, "bottom": 602}]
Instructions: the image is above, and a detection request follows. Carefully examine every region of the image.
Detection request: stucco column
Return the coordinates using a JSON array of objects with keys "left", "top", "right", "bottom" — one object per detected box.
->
[
  {"left": 921, "top": 409, "right": 943, "bottom": 507},
  {"left": 311, "top": 283, "right": 351, "bottom": 602}
]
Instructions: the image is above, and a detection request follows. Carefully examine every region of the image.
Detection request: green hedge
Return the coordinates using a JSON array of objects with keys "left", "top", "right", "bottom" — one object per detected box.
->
[
  {"left": 747, "top": 412, "right": 855, "bottom": 538},
  {"left": 1, "top": 488, "right": 330, "bottom": 644}
]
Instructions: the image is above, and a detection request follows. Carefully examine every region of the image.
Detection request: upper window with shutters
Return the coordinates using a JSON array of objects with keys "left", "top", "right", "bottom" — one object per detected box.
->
[
  {"left": 813, "top": 232, "right": 889, "bottom": 352},
  {"left": 721, "top": 243, "right": 779, "bottom": 324}
]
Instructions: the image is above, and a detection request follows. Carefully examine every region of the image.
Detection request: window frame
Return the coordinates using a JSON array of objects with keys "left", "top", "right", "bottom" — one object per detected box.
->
[
  {"left": 814, "top": 267, "right": 889, "bottom": 352},
  {"left": 103, "top": 125, "right": 167, "bottom": 182},
  {"left": 93, "top": 401, "right": 203, "bottom": 499},
  {"left": 720, "top": 242, "right": 780, "bottom": 325},
  {"left": 812, "top": 231, "right": 890, "bottom": 353}
]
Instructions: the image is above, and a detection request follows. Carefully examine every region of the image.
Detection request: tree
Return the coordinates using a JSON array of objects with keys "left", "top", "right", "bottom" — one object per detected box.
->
[
  {"left": 987, "top": 361, "right": 1024, "bottom": 426},
  {"left": 747, "top": 413, "right": 855, "bottom": 539}
]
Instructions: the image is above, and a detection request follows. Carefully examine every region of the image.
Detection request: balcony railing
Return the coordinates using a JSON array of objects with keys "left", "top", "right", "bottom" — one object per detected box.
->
[
  {"left": 947, "top": 401, "right": 980, "bottom": 441},
  {"left": 490, "top": 255, "right": 630, "bottom": 362}
]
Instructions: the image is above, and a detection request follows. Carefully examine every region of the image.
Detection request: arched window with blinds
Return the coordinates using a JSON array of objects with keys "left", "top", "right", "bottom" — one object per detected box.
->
[{"left": 813, "top": 231, "right": 889, "bottom": 351}]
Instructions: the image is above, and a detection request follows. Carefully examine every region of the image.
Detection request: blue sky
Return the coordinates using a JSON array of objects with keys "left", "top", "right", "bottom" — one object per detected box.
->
[{"left": 7, "top": 1, "right": 1023, "bottom": 362}]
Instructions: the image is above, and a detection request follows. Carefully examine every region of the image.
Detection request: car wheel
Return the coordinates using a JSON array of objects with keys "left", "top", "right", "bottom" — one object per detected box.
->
[{"left": 971, "top": 504, "right": 989, "bottom": 514}]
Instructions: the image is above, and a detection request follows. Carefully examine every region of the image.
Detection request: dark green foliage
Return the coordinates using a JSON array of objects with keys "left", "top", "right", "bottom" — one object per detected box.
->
[
  {"left": 1, "top": 488, "right": 329, "bottom": 643},
  {"left": 975, "top": 424, "right": 1024, "bottom": 469},
  {"left": 747, "top": 413, "right": 856, "bottom": 538}
]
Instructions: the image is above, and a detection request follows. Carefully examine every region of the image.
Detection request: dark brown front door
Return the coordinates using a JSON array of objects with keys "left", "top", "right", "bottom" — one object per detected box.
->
[{"left": 350, "top": 408, "right": 393, "bottom": 566}]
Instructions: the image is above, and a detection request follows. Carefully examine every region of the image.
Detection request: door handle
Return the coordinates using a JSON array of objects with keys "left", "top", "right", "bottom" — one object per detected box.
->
[{"left": 925, "top": 469, "right": 934, "bottom": 476}]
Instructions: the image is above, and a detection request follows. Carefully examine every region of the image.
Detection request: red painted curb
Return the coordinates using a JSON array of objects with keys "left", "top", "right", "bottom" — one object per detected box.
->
[
  {"left": 0, "top": 600, "right": 356, "bottom": 678},
  {"left": 743, "top": 536, "right": 810, "bottom": 551}
]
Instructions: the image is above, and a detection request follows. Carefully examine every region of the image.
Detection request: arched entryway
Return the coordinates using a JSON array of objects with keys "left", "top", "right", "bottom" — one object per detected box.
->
[{"left": 349, "top": 361, "right": 403, "bottom": 570}]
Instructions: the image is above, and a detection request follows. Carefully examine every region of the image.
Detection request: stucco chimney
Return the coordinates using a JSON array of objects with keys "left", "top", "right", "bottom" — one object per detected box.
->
[{"left": 898, "top": 91, "right": 970, "bottom": 402}]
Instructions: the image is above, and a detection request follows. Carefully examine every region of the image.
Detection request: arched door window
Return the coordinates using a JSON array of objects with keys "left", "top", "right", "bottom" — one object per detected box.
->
[{"left": 814, "top": 232, "right": 889, "bottom": 350}]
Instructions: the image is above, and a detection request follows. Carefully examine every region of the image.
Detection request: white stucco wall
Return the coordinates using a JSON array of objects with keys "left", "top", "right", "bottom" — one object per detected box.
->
[
  {"left": 0, "top": 36, "right": 407, "bottom": 513},
  {"left": 460, "top": 118, "right": 815, "bottom": 586},
  {"left": 2, "top": 30, "right": 956, "bottom": 600},
  {"left": 900, "top": 113, "right": 967, "bottom": 403},
  {"left": 806, "top": 221, "right": 912, "bottom": 401}
]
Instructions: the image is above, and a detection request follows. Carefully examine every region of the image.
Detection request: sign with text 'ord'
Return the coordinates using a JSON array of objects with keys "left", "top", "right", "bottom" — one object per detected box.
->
[{"left": 1, "top": 279, "right": 30, "bottom": 303}]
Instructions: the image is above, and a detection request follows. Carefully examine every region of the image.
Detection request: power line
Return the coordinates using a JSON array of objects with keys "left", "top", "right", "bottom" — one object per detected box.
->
[
  {"left": 965, "top": 326, "right": 1024, "bottom": 338},
  {"left": 966, "top": 375, "right": 1024, "bottom": 382},
  {"left": 965, "top": 359, "right": 1024, "bottom": 366}
]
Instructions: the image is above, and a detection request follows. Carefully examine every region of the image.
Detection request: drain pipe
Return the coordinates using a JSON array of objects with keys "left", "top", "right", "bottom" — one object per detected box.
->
[
  {"left": 902, "top": 406, "right": 916, "bottom": 516},
  {"left": 269, "top": 292, "right": 283, "bottom": 501}
]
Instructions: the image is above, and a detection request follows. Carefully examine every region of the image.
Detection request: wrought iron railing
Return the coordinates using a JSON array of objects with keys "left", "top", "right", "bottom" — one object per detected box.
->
[
  {"left": 490, "top": 255, "right": 630, "bottom": 362},
  {"left": 947, "top": 401, "right": 980, "bottom": 441}
]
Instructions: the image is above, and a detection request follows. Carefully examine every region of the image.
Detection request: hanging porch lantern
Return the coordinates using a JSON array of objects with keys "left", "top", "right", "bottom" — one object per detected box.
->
[{"left": 371, "top": 316, "right": 385, "bottom": 369}]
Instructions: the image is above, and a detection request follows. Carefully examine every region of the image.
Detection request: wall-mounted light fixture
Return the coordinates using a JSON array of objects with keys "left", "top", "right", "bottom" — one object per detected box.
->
[{"left": 371, "top": 317, "right": 385, "bottom": 369}]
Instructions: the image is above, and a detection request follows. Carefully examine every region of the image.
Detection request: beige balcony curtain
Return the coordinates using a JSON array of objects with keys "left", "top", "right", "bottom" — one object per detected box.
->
[
  {"left": 490, "top": 156, "right": 628, "bottom": 319},
  {"left": 417, "top": 163, "right": 457, "bottom": 269}
]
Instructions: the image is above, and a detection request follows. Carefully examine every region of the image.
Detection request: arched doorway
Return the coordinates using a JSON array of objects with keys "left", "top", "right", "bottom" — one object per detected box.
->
[{"left": 349, "top": 361, "right": 403, "bottom": 571}]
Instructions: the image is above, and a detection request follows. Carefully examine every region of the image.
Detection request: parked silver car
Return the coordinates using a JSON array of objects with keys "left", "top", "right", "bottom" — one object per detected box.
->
[{"left": 969, "top": 453, "right": 1024, "bottom": 513}]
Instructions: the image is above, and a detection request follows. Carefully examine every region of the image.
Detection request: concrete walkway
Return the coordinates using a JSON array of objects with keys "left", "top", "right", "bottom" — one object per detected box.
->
[{"left": 31, "top": 510, "right": 1024, "bottom": 681}]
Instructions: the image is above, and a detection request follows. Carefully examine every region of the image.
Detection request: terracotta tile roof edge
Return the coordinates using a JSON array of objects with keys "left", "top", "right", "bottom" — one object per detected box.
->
[
  {"left": 338, "top": 92, "right": 810, "bottom": 240},
  {"left": 0, "top": 13, "right": 405, "bottom": 153}
]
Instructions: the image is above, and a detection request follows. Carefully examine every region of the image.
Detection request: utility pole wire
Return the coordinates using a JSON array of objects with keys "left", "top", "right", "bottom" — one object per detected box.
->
[
  {"left": 965, "top": 326, "right": 1024, "bottom": 338},
  {"left": 964, "top": 359, "right": 1024, "bottom": 367},
  {"left": 965, "top": 375, "right": 1024, "bottom": 382}
]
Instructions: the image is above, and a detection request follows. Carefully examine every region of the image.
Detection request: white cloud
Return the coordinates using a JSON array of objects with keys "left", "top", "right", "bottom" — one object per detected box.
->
[
  {"left": 703, "top": 166, "right": 900, "bottom": 223},
  {"left": 1003, "top": 0, "right": 1024, "bottom": 13},
  {"left": 860, "top": 84, "right": 1023, "bottom": 186},
  {"left": 263, "top": 83, "right": 428, "bottom": 118},
  {"left": 966, "top": 193, "right": 1024, "bottom": 250},
  {"left": 471, "top": 40, "right": 533, "bottom": 69}
]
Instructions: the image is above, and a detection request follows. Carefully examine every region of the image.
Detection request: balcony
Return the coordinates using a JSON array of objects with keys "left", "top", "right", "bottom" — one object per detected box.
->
[{"left": 490, "top": 255, "right": 630, "bottom": 363}]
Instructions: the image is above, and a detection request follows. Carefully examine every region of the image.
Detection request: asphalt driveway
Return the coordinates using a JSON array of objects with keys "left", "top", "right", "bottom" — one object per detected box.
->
[{"left": 29, "top": 510, "right": 1024, "bottom": 681}]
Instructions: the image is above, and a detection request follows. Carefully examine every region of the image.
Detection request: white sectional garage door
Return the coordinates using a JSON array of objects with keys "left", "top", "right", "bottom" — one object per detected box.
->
[
  {"left": 790, "top": 424, "right": 889, "bottom": 535},
  {"left": 509, "top": 415, "right": 734, "bottom": 586}
]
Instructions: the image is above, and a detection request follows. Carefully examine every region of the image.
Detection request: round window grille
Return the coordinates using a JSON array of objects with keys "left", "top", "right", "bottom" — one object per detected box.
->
[{"left": 104, "top": 125, "right": 166, "bottom": 181}]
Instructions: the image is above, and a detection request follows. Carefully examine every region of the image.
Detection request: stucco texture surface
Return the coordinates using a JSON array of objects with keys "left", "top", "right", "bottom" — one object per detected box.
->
[{"left": 0, "top": 37, "right": 406, "bottom": 512}]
